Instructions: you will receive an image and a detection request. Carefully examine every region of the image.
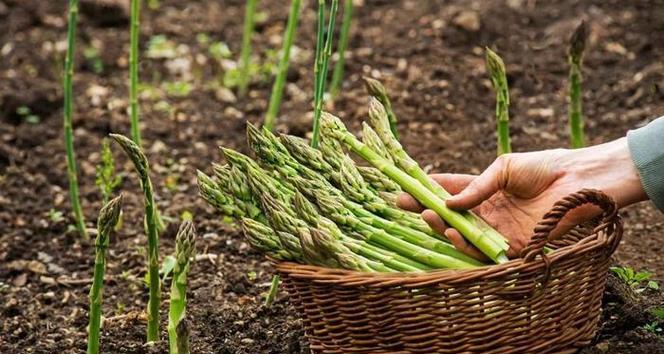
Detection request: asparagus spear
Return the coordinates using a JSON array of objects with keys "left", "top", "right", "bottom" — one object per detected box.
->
[
  {"left": 357, "top": 166, "right": 401, "bottom": 193},
  {"left": 168, "top": 221, "right": 197, "bottom": 354},
  {"left": 87, "top": 195, "right": 123, "bottom": 354},
  {"left": 110, "top": 134, "right": 162, "bottom": 340},
  {"left": 568, "top": 21, "right": 588, "bottom": 149},
  {"left": 293, "top": 192, "right": 429, "bottom": 271},
  {"left": 241, "top": 218, "right": 302, "bottom": 261},
  {"left": 363, "top": 77, "right": 399, "bottom": 139},
  {"left": 365, "top": 101, "right": 509, "bottom": 253},
  {"left": 321, "top": 110, "right": 509, "bottom": 263},
  {"left": 485, "top": 48, "right": 511, "bottom": 155},
  {"left": 197, "top": 170, "right": 249, "bottom": 220},
  {"left": 338, "top": 154, "right": 434, "bottom": 235}
]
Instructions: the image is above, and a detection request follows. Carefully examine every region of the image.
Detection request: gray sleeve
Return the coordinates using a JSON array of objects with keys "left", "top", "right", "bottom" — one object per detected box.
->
[{"left": 627, "top": 117, "right": 664, "bottom": 211}]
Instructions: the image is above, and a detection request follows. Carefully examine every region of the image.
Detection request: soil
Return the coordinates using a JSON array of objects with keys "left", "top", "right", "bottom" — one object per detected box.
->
[{"left": 1, "top": 0, "right": 663, "bottom": 353}]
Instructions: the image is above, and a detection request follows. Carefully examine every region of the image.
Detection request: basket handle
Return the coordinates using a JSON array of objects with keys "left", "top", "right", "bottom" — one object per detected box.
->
[{"left": 519, "top": 188, "right": 618, "bottom": 262}]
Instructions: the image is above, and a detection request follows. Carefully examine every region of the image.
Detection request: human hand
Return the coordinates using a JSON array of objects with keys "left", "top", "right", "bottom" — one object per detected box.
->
[{"left": 397, "top": 138, "right": 647, "bottom": 260}]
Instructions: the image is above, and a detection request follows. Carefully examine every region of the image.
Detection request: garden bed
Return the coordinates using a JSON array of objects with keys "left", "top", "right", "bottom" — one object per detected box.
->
[{"left": 0, "top": 0, "right": 662, "bottom": 353}]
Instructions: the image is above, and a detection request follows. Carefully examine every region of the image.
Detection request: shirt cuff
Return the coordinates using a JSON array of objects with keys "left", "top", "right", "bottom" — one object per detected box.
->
[{"left": 627, "top": 117, "right": 664, "bottom": 211}]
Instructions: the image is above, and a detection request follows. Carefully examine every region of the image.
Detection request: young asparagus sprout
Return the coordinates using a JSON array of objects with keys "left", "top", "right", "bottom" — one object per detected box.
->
[
  {"left": 329, "top": 0, "right": 353, "bottom": 99},
  {"left": 568, "top": 21, "right": 588, "bottom": 148},
  {"left": 238, "top": 0, "right": 258, "bottom": 97},
  {"left": 321, "top": 111, "right": 509, "bottom": 264},
  {"left": 109, "top": 133, "right": 161, "bottom": 342},
  {"left": 264, "top": 0, "right": 302, "bottom": 130},
  {"left": 129, "top": 0, "right": 142, "bottom": 145},
  {"left": 311, "top": 0, "right": 340, "bottom": 148},
  {"left": 168, "top": 220, "right": 197, "bottom": 354},
  {"left": 87, "top": 195, "right": 123, "bottom": 354},
  {"left": 485, "top": 48, "right": 511, "bottom": 155},
  {"left": 64, "top": 0, "right": 88, "bottom": 239}
]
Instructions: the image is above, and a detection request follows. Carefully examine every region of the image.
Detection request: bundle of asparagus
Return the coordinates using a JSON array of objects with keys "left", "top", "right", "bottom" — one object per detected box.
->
[{"left": 198, "top": 99, "right": 509, "bottom": 272}]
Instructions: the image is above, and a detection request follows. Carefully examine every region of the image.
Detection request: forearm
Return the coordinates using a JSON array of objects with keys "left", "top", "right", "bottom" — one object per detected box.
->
[
  {"left": 627, "top": 117, "right": 664, "bottom": 211},
  {"left": 559, "top": 137, "right": 648, "bottom": 208}
]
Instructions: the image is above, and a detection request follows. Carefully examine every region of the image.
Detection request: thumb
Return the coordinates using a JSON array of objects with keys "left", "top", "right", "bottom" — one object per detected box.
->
[{"left": 446, "top": 156, "right": 508, "bottom": 210}]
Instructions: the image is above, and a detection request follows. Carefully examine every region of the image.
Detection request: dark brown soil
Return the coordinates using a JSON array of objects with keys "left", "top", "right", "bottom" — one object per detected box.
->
[{"left": 1, "top": 0, "right": 663, "bottom": 353}]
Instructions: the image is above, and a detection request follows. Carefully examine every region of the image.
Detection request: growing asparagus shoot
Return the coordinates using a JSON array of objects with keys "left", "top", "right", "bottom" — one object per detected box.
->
[
  {"left": 311, "top": 0, "right": 340, "bottom": 148},
  {"left": 238, "top": 0, "right": 258, "bottom": 97},
  {"left": 64, "top": 0, "right": 87, "bottom": 239},
  {"left": 87, "top": 195, "right": 123, "bottom": 354},
  {"left": 568, "top": 21, "right": 588, "bottom": 149},
  {"left": 329, "top": 0, "right": 353, "bottom": 99},
  {"left": 485, "top": 48, "right": 511, "bottom": 155},
  {"left": 264, "top": 0, "right": 302, "bottom": 130},
  {"left": 363, "top": 77, "right": 399, "bottom": 139},
  {"left": 129, "top": 0, "right": 142, "bottom": 146},
  {"left": 110, "top": 133, "right": 161, "bottom": 342},
  {"left": 168, "top": 220, "right": 197, "bottom": 354}
]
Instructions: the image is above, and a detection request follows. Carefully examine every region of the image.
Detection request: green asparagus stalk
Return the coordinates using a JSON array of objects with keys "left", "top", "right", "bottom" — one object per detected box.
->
[
  {"left": 568, "top": 21, "right": 588, "bottom": 149},
  {"left": 329, "top": 0, "right": 353, "bottom": 99},
  {"left": 485, "top": 48, "right": 511, "bottom": 155},
  {"left": 241, "top": 218, "right": 302, "bottom": 261},
  {"left": 311, "top": 0, "right": 340, "bottom": 148},
  {"left": 279, "top": 134, "right": 341, "bottom": 184},
  {"left": 293, "top": 192, "right": 429, "bottom": 271},
  {"left": 363, "top": 77, "right": 398, "bottom": 139},
  {"left": 295, "top": 177, "right": 482, "bottom": 267},
  {"left": 168, "top": 220, "right": 197, "bottom": 354},
  {"left": 238, "top": 0, "right": 258, "bottom": 97},
  {"left": 129, "top": 0, "right": 142, "bottom": 145},
  {"left": 365, "top": 101, "right": 509, "bottom": 252},
  {"left": 87, "top": 195, "right": 123, "bottom": 354},
  {"left": 338, "top": 155, "right": 434, "bottom": 235},
  {"left": 265, "top": 144, "right": 467, "bottom": 265},
  {"left": 109, "top": 133, "right": 161, "bottom": 342},
  {"left": 361, "top": 122, "right": 394, "bottom": 163},
  {"left": 197, "top": 170, "right": 251, "bottom": 220},
  {"left": 264, "top": 0, "right": 302, "bottom": 130},
  {"left": 322, "top": 111, "right": 509, "bottom": 263},
  {"left": 63, "top": 0, "right": 87, "bottom": 239},
  {"left": 311, "top": 189, "right": 480, "bottom": 269},
  {"left": 356, "top": 166, "right": 401, "bottom": 193}
]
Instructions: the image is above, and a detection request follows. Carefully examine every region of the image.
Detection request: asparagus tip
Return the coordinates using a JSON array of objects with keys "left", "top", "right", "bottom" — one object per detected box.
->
[{"left": 568, "top": 20, "right": 588, "bottom": 63}]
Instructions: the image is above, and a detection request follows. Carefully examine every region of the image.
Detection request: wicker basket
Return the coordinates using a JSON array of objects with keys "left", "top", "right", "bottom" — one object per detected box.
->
[{"left": 275, "top": 189, "right": 623, "bottom": 354}]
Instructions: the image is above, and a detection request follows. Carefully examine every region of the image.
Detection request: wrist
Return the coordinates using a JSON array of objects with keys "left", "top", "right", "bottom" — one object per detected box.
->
[{"left": 562, "top": 138, "right": 647, "bottom": 208}]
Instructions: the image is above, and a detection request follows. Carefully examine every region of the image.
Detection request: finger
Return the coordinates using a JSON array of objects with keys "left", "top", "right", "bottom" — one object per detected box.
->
[
  {"left": 421, "top": 209, "right": 448, "bottom": 235},
  {"left": 429, "top": 174, "right": 476, "bottom": 195},
  {"left": 446, "top": 156, "right": 508, "bottom": 210},
  {"left": 396, "top": 192, "right": 424, "bottom": 212},
  {"left": 444, "top": 228, "right": 490, "bottom": 262}
]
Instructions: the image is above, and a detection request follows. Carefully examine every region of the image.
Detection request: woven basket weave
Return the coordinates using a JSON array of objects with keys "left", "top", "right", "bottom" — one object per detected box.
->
[{"left": 275, "top": 189, "right": 623, "bottom": 354}]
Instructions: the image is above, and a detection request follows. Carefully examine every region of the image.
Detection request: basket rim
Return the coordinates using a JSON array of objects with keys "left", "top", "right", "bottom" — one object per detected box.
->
[{"left": 273, "top": 225, "right": 616, "bottom": 288}]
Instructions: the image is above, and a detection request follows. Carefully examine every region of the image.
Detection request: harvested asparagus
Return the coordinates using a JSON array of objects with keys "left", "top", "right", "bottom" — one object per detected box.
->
[{"left": 322, "top": 110, "right": 509, "bottom": 263}]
